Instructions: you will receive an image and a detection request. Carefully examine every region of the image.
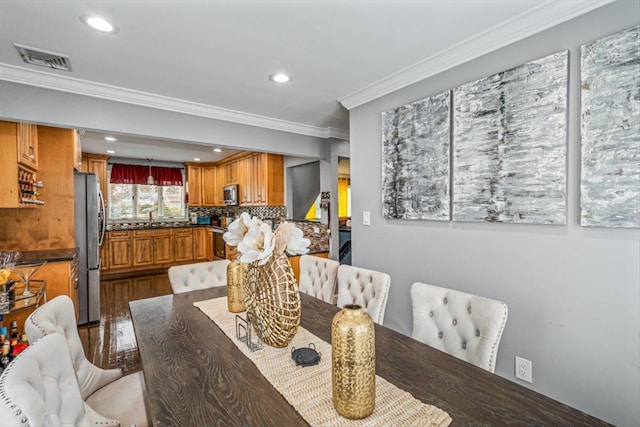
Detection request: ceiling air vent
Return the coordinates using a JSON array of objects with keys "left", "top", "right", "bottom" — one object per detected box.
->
[{"left": 14, "top": 43, "right": 72, "bottom": 71}]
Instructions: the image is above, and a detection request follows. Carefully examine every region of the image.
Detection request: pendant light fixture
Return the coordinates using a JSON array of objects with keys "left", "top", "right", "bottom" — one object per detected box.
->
[{"left": 147, "top": 161, "right": 155, "bottom": 185}]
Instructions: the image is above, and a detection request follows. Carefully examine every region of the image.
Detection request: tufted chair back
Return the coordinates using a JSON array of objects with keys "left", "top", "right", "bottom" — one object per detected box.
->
[
  {"left": 26, "top": 295, "right": 150, "bottom": 427},
  {"left": 0, "top": 333, "right": 119, "bottom": 427},
  {"left": 168, "top": 260, "right": 231, "bottom": 294},
  {"left": 336, "top": 264, "right": 391, "bottom": 324},
  {"left": 410, "top": 282, "right": 508, "bottom": 373},
  {"left": 25, "top": 295, "right": 122, "bottom": 400},
  {"left": 298, "top": 255, "right": 339, "bottom": 303}
]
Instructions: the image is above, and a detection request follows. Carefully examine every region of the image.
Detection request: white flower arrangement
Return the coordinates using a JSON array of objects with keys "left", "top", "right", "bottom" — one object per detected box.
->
[{"left": 223, "top": 213, "right": 311, "bottom": 265}]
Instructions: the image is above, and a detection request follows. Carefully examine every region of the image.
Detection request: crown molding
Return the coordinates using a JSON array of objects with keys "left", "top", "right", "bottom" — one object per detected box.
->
[
  {"left": 338, "top": 0, "right": 615, "bottom": 110},
  {"left": 0, "top": 63, "right": 349, "bottom": 140}
]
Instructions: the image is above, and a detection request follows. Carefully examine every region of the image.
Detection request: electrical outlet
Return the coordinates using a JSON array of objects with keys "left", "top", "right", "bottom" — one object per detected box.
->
[
  {"left": 515, "top": 356, "right": 533, "bottom": 383},
  {"left": 313, "top": 226, "right": 320, "bottom": 234}
]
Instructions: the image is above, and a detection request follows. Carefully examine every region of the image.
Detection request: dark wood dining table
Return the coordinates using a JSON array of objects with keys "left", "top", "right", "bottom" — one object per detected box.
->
[{"left": 129, "top": 287, "right": 608, "bottom": 426}]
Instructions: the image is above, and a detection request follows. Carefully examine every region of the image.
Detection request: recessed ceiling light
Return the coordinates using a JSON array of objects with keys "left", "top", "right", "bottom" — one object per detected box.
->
[
  {"left": 80, "top": 15, "right": 119, "bottom": 33},
  {"left": 194, "top": 158, "right": 201, "bottom": 162},
  {"left": 106, "top": 150, "right": 116, "bottom": 154},
  {"left": 269, "top": 73, "right": 292, "bottom": 83},
  {"left": 104, "top": 136, "right": 118, "bottom": 142},
  {"left": 213, "top": 148, "right": 222, "bottom": 153}
]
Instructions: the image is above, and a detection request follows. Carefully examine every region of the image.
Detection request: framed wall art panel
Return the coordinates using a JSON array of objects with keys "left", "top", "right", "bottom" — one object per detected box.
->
[
  {"left": 382, "top": 90, "right": 450, "bottom": 220},
  {"left": 581, "top": 25, "right": 639, "bottom": 228},
  {"left": 452, "top": 51, "right": 568, "bottom": 224}
]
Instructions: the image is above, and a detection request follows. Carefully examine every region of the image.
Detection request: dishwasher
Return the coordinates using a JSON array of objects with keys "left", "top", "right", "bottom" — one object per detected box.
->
[{"left": 213, "top": 229, "right": 226, "bottom": 259}]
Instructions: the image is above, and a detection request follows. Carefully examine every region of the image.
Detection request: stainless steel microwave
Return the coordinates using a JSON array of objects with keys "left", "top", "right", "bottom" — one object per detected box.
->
[{"left": 223, "top": 184, "right": 238, "bottom": 205}]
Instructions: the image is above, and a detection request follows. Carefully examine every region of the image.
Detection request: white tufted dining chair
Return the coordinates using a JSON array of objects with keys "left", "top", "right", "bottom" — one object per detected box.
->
[
  {"left": 410, "top": 282, "right": 508, "bottom": 373},
  {"left": 25, "top": 295, "right": 149, "bottom": 427},
  {"left": 0, "top": 333, "right": 119, "bottom": 427},
  {"left": 336, "top": 264, "right": 391, "bottom": 324},
  {"left": 168, "top": 259, "right": 231, "bottom": 294},
  {"left": 298, "top": 255, "right": 340, "bottom": 304}
]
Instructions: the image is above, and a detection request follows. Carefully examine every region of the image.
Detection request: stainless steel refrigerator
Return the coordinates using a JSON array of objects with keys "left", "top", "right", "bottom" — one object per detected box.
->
[{"left": 74, "top": 172, "right": 106, "bottom": 325}]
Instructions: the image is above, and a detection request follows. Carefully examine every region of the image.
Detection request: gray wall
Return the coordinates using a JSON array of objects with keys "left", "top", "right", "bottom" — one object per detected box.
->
[{"left": 349, "top": 2, "right": 639, "bottom": 425}]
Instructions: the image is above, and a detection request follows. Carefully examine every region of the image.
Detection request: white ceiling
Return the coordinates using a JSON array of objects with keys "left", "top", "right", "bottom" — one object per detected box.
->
[{"left": 0, "top": 0, "right": 613, "bottom": 162}]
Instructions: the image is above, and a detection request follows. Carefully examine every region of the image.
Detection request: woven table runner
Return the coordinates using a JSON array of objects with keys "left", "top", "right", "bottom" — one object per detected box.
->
[{"left": 194, "top": 297, "right": 452, "bottom": 427}]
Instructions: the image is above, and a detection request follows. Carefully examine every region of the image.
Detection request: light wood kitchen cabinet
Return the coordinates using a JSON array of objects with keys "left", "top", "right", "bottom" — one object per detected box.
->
[
  {"left": 174, "top": 228, "right": 194, "bottom": 262},
  {"left": 133, "top": 229, "right": 173, "bottom": 266},
  {"left": 0, "top": 121, "right": 44, "bottom": 208},
  {"left": 107, "top": 230, "right": 132, "bottom": 269},
  {"left": 202, "top": 165, "right": 217, "bottom": 206},
  {"left": 224, "top": 160, "right": 238, "bottom": 185},
  {"left": 237, "top": 155, "right": 253, "bottom": 205},
  {"left": 132, "top": 232, "right": 154, "bottom": 267},
  {"left": 81, "top": 153, "right": 109, "bottom": 207},
  {"left": 17, "top": 122, "right": 39, "bottom": 171},
  {"left": 33, "top": 258, "right": 79, "bottom": 319},
  {"left": 186, "top": 164, "right": 218, "bottom": 207},
  {"left": 235, "top": 153, "right": 284, "bottom": 206},
  {"left": 186, "top": 164, "right": 203, "bottom": 206},
  {"left": 154, "top": 231, "right": 174, "bottom": 264},
  {"left": 193, "top": 227, "right": 209, "bottom": 260},
  {"left": 206, "top": 228, "right": 214, "bottom": 260},
  {"left": 215, "top": 166, "right": 225, "bottom": 205}
]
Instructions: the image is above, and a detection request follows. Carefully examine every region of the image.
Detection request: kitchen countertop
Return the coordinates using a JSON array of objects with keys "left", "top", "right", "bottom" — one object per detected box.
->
[
  {"left": 107, "top": 223, "right": 214, "bottom": 231},
  {"left": 12, "top": 248, "right": 78, "bottom": 264}
]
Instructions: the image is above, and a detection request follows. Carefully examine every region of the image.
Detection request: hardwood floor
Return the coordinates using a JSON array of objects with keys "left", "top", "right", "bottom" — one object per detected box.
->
[{"left": 78, "top": 273, "right": 172, "bottom": 376}]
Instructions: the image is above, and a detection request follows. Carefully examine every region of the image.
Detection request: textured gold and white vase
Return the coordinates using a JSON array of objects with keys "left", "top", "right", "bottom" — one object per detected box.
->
[
  {"left": 226, "top": 257, "right": 246, "bottom": 313},
  {"left": 331, "top": 304, "right": 376, "bottom": 419},
  {"left": 244, "top": 253, "right": 301, "bottom": 348}
]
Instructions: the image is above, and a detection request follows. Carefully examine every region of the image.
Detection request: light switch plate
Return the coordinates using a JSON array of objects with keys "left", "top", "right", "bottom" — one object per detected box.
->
[{"left": 363, "top": 211, "right": 371, "bottom": 226}]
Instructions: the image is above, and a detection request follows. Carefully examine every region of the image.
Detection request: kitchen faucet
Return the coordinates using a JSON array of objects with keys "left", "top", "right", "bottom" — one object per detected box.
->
[{"left": 148, "top": 211, "right": 153, "bottom": 226}]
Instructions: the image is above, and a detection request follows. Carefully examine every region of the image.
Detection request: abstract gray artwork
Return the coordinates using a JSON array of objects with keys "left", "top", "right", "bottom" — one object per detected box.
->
[
  {"left": 581, "top": 26, "right": 639, "bottom": 228},
  {"left": 382, "top": 90, "right": 450, "bottom": 220},
  {"left": 453, "top": 51, "right": 568, "bottom": 224}
]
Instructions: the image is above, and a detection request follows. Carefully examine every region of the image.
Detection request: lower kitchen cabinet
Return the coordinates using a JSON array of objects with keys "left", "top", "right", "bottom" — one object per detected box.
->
[
  {"left": 132, "top": 229, "right": 173, "bottom": 267},
  {"left": 102, "top": 227, "right": 214, "bottom": 276},
  {"left": 193, "top": 227, "right": 209, "bottom": 261},
  {"left": 107, "top": 231, "right": 133, "bottom": 269},
  {"left": 34, "top": 258, "right": 79, "bottom": 319},
  {"left": 173, "top": 228, "right": 194, "bottom": 262}
]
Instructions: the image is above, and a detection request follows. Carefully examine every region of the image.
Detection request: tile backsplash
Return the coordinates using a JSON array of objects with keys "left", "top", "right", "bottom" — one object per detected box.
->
[{"left": 188, "top": 206, "right": 287, "bottom": 221}]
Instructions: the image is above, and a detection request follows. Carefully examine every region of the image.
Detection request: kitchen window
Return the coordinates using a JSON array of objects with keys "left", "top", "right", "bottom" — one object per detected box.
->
[{"left": 108, "top": 163, "right": 186, "bottom": 221}]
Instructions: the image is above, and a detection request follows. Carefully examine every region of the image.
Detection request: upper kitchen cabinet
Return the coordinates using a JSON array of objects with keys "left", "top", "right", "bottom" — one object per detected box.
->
[
  {"left": 81, "top": 153, "right": 109, "bottom": 207},
  {"left": 186, "top": 164, "right": 203, "bottom": 206},
  {"left": 0, "top": 121, "right": 44, "bottom": 208},
  {"left": 250, "top": 153, "right": 284, "bottom": 206},
  {"left": 202, "top": 165, "right": 218, "bottom": 206},
  {"left": 186, "top": 163, "right": 217, "bottom": 207},
  {"left": 237, "top": 155, "right": 253, "bottom": 205},
  {"left": 17, "top": 122, "right": 39, "bottom": 171},
  {"left": 224, "top": 159, "right": 238, "bottom": 185}
]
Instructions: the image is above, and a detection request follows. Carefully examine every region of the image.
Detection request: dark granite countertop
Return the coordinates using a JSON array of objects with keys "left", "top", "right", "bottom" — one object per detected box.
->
[
  {"left": 14, "top": 248, "right": 78, "bottom": 264},
  {"left": 107, "top": 223, "right": 212, "bottom": 231}
]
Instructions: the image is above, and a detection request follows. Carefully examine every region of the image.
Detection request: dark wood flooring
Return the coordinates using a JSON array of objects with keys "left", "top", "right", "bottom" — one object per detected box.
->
[{"left": 78, "top": 273, "right": 172, "bottom": 376}]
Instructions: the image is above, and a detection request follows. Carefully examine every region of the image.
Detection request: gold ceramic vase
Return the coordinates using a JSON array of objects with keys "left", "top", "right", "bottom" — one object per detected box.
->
[
  {"left": 226, "top": 257, "right": 246, "bottom": 313},
  {"left": 244, "top": 253, "right": 301, "bottom": 348},
  {"left": 331, "top": 304, "right": 375, "bottom": 419}
]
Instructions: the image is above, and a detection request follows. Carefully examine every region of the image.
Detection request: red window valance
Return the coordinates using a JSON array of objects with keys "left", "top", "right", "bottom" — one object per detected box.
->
[{"left": 110, "top": 164, "right": 183, "bottom": 186}]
